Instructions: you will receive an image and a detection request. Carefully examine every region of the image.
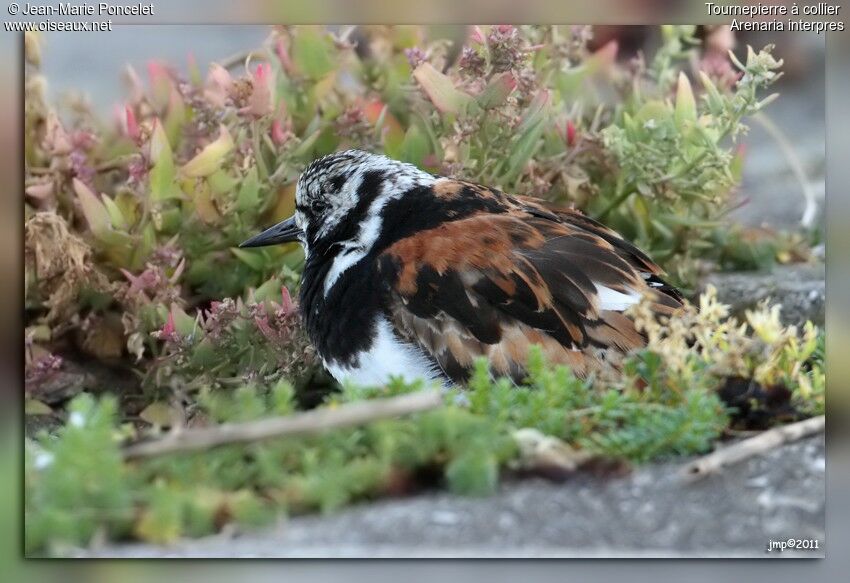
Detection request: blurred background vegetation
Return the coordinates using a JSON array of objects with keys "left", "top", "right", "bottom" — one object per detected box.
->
[{"left": 24, "top": 25, "right": 825, "bottom": 555}]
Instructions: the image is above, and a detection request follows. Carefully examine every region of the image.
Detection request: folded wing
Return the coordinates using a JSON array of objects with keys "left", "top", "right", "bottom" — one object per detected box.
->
[{"left": 376, "top": 183, "right": 682, "bottom": 382}]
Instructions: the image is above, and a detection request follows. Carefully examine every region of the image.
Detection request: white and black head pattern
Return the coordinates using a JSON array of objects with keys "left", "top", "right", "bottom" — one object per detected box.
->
[
  {"left": 276, "top": 150, "right": 446, "bottom": 384},
  {"left": 294, "top": 150, "right": 435, "bottom": 264}
]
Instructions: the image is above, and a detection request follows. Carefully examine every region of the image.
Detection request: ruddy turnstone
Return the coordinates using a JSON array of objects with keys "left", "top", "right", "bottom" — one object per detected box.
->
[{"left": 241, "top": 150, "right": 683, "bottom": 387}]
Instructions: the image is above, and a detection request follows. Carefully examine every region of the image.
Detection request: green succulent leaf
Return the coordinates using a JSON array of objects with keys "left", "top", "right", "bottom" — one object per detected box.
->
[
  {"left": 148, "top": 120, "right": 182, "bottom": 202},
  {"left": 413, "top": 62, "right": 474, "bottom": 115},
  {"left": 72, "top": 178, "right": 110, "bottom": 235}
]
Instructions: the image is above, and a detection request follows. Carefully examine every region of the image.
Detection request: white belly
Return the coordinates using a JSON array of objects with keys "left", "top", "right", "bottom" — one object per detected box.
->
[{"left": 324, "top": 317, "right": 447, "bottom": 388}]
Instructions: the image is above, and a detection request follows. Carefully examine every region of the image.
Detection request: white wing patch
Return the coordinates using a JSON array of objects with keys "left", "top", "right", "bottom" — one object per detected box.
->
[
  {"left": 324, "top": 317, "right": 447, "bottom": 387},
  {"left": 595, "top": 284, "right": 642, "bottom": 312},
  {"left": 641, "top": 272, "right": 664, "bottom": 287}
]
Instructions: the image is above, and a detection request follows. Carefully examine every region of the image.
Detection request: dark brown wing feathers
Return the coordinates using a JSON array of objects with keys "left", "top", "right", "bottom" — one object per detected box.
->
[{"left": 378, "top": 179, "right": 682, "bottom": 382}]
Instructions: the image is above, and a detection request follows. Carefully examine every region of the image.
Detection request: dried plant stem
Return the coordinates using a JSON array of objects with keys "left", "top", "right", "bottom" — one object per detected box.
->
[
  {"left": 96, "top": 155, "right": 138, "bottom": 173},
  {"left": 123, "top": 390, "right": 443, "bottom": 460},
  {"left": 753, "top": 111, "right": 819, "bottom": 228},
  {"left": 218, "top": 50, "right": 268, "bottom": 71},
  {"left": 680, "top": 415, "right": 824, "bottom": 482},
  {"left": 26, "top": 166, "right": 52, "bottom": 175}
]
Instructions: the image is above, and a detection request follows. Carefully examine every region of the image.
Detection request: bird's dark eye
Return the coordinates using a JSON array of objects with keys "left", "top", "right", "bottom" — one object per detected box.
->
[{"left": 310, "top": 199, "right": 329, "bottom": 214}]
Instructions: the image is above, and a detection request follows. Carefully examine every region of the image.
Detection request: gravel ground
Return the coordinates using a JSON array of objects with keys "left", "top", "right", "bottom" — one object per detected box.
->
[{"left": 79, "top": 435, "right": 825, "bottom": 558}]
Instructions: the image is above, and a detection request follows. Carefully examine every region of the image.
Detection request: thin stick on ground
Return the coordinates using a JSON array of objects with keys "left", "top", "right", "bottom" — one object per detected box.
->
[
  {"left": 123, "top": 390, "right": 443, "bottom": 461},
  {"left": 679, "top": 415, "right": 825, "bottom": 482}
]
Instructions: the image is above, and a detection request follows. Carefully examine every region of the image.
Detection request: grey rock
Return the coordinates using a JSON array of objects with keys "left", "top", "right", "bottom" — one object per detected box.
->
[
  {"left": 701, "top": 263, "right": 825, "bottom": 326},
  {"left": 77, "top": 435, "right": 825, "bottom": 558},
  {"left": 26, "top": 363, "right": 94, "bottom": 406}
]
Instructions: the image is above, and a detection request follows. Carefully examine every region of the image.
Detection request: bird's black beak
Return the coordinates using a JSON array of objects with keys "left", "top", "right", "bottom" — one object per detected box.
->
[{"left": 239, "top": 216, "right": 302, "bottom": 248}]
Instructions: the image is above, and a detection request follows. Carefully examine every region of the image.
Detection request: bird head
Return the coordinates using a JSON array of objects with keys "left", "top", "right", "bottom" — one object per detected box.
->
[{"left": 239, "top": 149, "right": 433, "bottom": 254}]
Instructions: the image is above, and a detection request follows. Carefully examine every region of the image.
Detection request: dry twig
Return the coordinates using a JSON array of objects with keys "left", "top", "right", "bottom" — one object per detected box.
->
[
  {"left": 680, "top": 415, "right": 825, "bottom": 482},
  {"left": 753, "top": 112, "right": 819, "bottom": 228},
  {"left": 123, "top": 390, "right": 443, "bottom": 460},
  {"left": 218, "top": 50, "right": 268, "bottom": 71}
]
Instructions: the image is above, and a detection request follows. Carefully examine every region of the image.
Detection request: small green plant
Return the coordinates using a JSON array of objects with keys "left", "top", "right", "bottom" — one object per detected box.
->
[
  {"left": 25, "top": 290, "right": 823, "bottom": 555},
  {"left": 25, "top": 395, "right": 134, "bottom": 555}
]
